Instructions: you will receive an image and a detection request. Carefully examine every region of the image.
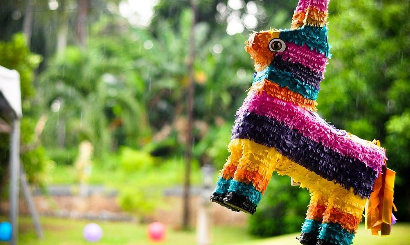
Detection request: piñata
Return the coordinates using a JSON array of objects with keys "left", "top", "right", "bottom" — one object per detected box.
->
[{"left": 210, "top": 0, "right": 396, "bottom": 244}]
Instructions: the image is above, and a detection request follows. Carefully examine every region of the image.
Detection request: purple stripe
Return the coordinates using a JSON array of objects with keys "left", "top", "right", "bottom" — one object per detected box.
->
[
  {"left": 272, "top": 55, "right": 323, "bottom": 90},
  {"left": 232, "top": 111, "right": 377, "bottom": 198},
  {"left": 237, "top": 92, "right": 386, "bottom": 173}
]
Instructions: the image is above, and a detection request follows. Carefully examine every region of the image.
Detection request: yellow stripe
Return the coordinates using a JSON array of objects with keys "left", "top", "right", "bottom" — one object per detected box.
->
[
  {"left": 230, "top": 138, "right": 367, "bottom": 216},
  {"left": 227, "top": 139, "right": 277, "bottom": 178}
]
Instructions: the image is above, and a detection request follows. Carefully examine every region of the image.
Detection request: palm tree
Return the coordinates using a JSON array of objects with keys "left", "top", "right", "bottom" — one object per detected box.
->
[
  {"left": 135, "top": 9, "right": 254, "bottom": 134},
  {"left": 39, "top": 42, "right": 149, "bottom": 158}
]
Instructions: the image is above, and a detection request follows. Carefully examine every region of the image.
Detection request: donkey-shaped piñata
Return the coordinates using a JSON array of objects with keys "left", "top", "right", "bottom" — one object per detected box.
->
[{"left": 210, "top": 0, "right": 396, "bottom": 244}]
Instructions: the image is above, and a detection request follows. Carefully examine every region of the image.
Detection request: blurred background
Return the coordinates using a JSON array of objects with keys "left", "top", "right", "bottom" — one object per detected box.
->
[{"left": 0, "top": 0, "right": 409, "bottom": 244}]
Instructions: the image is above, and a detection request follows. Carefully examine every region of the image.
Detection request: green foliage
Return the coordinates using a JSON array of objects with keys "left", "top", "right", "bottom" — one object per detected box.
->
[
  {"left": 0, "top": 33, "right": 41, "bottom": 99},
  {"left": 21, "top": 144, "right": 54, "bottom": 184},
  {"left": 119, "top": 147, "right": 155, "bottom": 172},
  {"left": 248, "top": 175, "right": 310, "bottom": 237},
  {"left": 152, "top": 0, "right": 296, "bottom": 34},
  {"left": 39, "top": 41, "right": 150, "bottom": 158},
  {"left": 386, "top": 110, "right": 410, "bottom": 183},
  {"left": 105, "top": 152, "right": 201, "bottom": 218},
  {"left": 194, "top": 123, "right": 232, "bottom": 169},
  {"left": 0, "top": 34, "right": 52, "bottom": 186},
  {"left": 47, "top": 148, "right": 79, "bottom": 165},
  {"left": 317, "top": 0, "right": 410, "bottom": 220},
  {"left": 117, "top": 186, "right": 160, "bottom": 217}
]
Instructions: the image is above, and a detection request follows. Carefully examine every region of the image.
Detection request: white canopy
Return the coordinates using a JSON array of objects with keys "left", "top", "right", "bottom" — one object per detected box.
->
[
  {"left": 0, "top": 65, "right": 22, "bottom": 119},
  {"left": 0, "top": 65, "right": 22, "bottom": 245}
]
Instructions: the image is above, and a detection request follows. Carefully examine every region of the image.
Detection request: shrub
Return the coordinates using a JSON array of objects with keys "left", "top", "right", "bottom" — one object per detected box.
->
[
  {"left": 117, "top": 186, "right": 161, "bottom": 219},
  {"left": 119, "top": 147, "right": 155, "bottom": 172},
  {"left": 47, "top": 148, "right": 79, "bottom": 165},
  {"left": 248, "top": 174, "right": 310, "bottom": 237},
  {"left": 194, "top": 123, "right": 231, "bottom": 169}
]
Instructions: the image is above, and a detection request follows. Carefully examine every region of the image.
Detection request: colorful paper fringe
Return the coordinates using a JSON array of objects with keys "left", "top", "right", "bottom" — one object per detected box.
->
[
  {"left": 365, "top": 166, "right": 397, "bottom": 235},
  {"left": 210, "top": 0, "right": 395, "bottom": 244}
]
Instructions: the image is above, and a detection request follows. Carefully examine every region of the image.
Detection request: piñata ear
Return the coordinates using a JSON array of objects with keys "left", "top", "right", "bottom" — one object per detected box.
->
[
  {"left": 291, "top": 0, "right": 311, "bottom": 29},
  {"left": 291, "top": 0, "right": 330, "bottom": 29}
]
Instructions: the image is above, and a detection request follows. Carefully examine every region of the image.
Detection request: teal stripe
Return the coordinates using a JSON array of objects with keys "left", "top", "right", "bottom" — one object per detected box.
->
[
  {"left": 214, "top": 177, "right": 231, "bottom": 194},
  {"left": 253, "top": 65, "right": 319, "bottom": 100},
  {"left": 319, "top": 222, "right": 355, "bottom": 245},
  {"left": 279, "top": 25, "right": 331, "bottom": 57},
  {"left": 228, "top": 180, "right": 262, "bottom": 205},
  {"left": 301, "top": 219, "right": 321, "bottom": 235}
]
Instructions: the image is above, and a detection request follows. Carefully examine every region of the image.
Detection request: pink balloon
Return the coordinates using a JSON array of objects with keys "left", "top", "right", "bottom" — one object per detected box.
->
[
  {"left": 83, "top": 223, "right": 103, "bottom": 242},
  {"left": 147, "top": 222, "right": 166, "bottom": 242}
]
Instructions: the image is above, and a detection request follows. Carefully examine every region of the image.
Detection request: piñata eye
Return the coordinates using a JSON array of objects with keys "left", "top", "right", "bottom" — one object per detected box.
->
[{"left": 268, "top": 39, "right": 286, "bottom": 52}]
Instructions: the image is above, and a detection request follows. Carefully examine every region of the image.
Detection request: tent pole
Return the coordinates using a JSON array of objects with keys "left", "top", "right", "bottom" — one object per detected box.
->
[
  {"left": 9, "top": 119, "right": 20, "bottom": 245},
  {"left": 20, "top": 161, "right": 43, "bottom": 239}
]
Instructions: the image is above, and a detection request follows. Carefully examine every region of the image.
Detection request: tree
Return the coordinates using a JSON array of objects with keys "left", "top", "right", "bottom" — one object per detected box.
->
[
  {"left": 0, "top": 34, "right": 51, "bottom": 185},
  {"left": 39, "top": 34, "right": 150, "bottom": 158},
  {"left": 318, "top": 0, "right": 410, "bottom": 220},
  {"left": 152, "top": 0, "right": 296, "bottom": 35}
]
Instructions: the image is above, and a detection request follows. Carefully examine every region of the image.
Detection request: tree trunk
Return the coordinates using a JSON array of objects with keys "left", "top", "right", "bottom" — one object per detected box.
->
[
  {"left": 23, "top": 0, "right": 34, "bottom": 47},
  {"left": 76, "top": 0, "right": 89, "bottom": 49},
  {"left": 182, "top": 0, "right": 197, "bottom": 230},
  {"left": 57, "top": 0, "right": 68, "bottom": 55}
]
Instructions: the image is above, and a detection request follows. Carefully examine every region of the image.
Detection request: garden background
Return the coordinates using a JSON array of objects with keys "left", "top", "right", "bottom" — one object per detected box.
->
[{"left": 0, "top": 0, "right": 409, "bottom": 244}]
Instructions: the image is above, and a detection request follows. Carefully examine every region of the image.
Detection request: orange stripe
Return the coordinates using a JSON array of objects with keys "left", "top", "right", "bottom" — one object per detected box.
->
[
  {"left": 291, "top": 7, "right": 328, "bottom": 29},
  {"left": 307, "top": 203, "right": 327, "bottom": 221},
  {"left": 323, "top": 207, "right": 362, "bottom": 233},
  {"left": 233, "top": 168, "right": 271, "bottom": 193},
  {"left": 249, "top": 80, "right": 317, "bottom": 111},
  {"left": 305, "top": 6, "right": 328, "bottom": 27},
  {"left": 291, "top": 11, "right": 307, "bottom": 29},
  {"left": 221, "top": 162, "right": 237, "bottom": 180},
  {"left": 220, "top": 140, "right": 244, "bottom": 179}
]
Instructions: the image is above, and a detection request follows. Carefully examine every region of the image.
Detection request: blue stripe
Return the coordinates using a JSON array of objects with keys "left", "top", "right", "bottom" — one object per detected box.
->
[
  {"left": 228, "top": 180, "right": 262, "bottom": 205},
  {"left": 214, "top": 177, "right": 231, "bottom": 194},
  {"left": 279, "top": 25, "right": 331, "bottom": 57},
  {"left": 302, "top": 219, "right": 322, "bottom": 234},
  {"left": 253, "top": 64, "right": 319, "bottom": 100},
  {"left": 319, "top": 222, "right": 355, "bottom": 245}
]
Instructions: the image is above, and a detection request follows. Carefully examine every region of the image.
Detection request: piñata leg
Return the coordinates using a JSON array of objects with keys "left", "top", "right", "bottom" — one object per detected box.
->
[
  {"left": 316, "top": 196, "right": 365, "bottom": 245},
  {"left": 210, "top": 140, "right": 242, "bottom": 211},
  {"left": 299, "top": 192, "right": 328, "bottom": 245},
  {"left": 223, "top": 139, "right": 277, "bottom": 214}
]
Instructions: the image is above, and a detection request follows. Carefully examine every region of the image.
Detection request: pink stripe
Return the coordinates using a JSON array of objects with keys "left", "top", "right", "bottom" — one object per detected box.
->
[
  {"left": 280, "top": 43, "right": 328, "bottom": 73},
  {"left": 238, "top": 92, "right": 386, "bottom": 173},
  {"left": 310, "top": 0, "right": 330, "bottom": 12},
  {"left": 295, "top": 0, "right": 311, "bottom": 13}
]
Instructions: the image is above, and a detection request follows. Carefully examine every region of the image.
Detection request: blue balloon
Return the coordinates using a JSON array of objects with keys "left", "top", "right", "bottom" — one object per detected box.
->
[{"left": 0, "top": 222, "right": 12, "bottom": 241}]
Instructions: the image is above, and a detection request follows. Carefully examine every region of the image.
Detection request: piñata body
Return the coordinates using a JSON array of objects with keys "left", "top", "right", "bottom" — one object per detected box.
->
[{"left": 210, "top": 1, "right": 395, "bottom": 245}]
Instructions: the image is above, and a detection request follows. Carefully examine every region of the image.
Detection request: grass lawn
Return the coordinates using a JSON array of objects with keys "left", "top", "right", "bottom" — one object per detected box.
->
[
  {"left": 13, "top": 216, "right": 258, "bottom": 245},
  {"left": 10, "top": 216, "right": 410, "bottom": 245},
  {"left": 242, "top": 223, "right": 410, "bottom": 245},
  {"left": 49, "top": 158, "right": 203, "bottom": 187}
]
